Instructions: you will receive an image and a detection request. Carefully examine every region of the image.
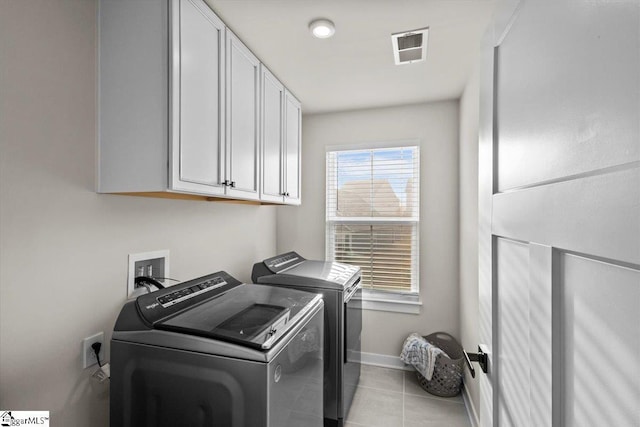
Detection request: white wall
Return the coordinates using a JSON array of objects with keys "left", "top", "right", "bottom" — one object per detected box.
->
[
  {"left": 0, "top": 1, "right": 277, "bottom": 425},
  {"left": 459, "top": 65, "right": 481, "bottom": 422},
  {"left": 277, "top": 102, "right": 461, "bottom": 357}
]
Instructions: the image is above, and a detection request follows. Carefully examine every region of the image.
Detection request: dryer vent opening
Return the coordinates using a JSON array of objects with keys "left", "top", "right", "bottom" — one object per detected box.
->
[{"left": 391, "top": 27, "right": 429, "bottom": 65}]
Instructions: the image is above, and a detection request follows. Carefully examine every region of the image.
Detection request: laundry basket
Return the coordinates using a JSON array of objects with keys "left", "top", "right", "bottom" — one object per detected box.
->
[{"left": 416, "top": 332, "right": 464, "bottom": 397}]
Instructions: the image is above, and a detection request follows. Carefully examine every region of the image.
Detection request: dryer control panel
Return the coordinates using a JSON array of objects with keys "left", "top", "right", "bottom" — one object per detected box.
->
[{"left": 263, "top": 251, "right": 305, "bottom": 273}]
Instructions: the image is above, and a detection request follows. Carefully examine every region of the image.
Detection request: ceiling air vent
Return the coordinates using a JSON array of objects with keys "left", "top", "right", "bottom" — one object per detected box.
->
[{"left": 391, "top": 27, "right": 429, "bottom": 65}]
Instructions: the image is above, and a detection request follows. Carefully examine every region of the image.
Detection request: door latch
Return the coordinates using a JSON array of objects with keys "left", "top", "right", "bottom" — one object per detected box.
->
[{"left": 463, "top": 347, "right": 488, "bottom": 378}]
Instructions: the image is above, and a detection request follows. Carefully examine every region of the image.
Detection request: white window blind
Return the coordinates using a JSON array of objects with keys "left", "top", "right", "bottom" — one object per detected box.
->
[{"left": 326, "top": 146, "right": 419, "bottom": 294}]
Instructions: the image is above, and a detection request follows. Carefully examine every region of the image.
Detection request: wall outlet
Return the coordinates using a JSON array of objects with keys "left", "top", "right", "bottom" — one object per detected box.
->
[
  {"left": 82, "top": 332, "right": 104, "bottom": 369},
  {"left": 127, "top": 249, "right": 170, "bottom": 299}
]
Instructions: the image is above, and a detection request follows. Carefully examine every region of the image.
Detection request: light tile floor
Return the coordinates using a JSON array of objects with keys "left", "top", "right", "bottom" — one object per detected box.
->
[{"left": 345, "top": 365, "right": 471, "bottom": 427}]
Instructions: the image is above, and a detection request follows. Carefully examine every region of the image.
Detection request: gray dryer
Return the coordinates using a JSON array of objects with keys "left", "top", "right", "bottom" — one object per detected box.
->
[{"left": 252, "top": 252, "right": 361, "bottom": 427}]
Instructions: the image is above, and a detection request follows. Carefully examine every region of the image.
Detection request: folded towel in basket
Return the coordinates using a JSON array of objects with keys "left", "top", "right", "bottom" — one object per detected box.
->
[{"left": 400, "top": 333, "right": 448, "bottom": 381}]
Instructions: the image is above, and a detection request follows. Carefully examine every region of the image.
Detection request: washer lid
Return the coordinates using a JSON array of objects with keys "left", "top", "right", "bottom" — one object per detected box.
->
[
  {"left": 285, "top": 260, "right": 360, "bottom": 287},
  {"left": 156, "top": 283, "right": 321, "bottom": 350},
  {"left": 258, "top": 252, "right": 361, "bottom": 290},
  {"left": 259, "top": 260, "right": 360, "bottom": 291}
]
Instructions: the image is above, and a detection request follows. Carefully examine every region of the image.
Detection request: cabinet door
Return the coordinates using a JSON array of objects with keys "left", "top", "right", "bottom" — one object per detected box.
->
[
  {"left": 170, "top": 0, "right": 225, "bottom": 195},
  {"left": 283, "top": 90, "right": 301, "bottom": 205},
  {"left": 260, "top": 66, "right": 285, "bottom": 203},
  {"left": 225, "top": 30, "right": 260, "bottom": 200}
]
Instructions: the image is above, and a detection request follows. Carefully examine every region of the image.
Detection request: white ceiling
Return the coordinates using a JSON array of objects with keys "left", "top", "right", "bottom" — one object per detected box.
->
[{"left": 207, "top": 0, "right": 497, "bottom": 114}]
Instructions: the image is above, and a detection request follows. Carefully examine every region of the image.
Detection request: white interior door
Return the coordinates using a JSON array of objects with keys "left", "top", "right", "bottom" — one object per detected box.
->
[{"left": 479, "top": 1, "right": 640, "bottom": 426}]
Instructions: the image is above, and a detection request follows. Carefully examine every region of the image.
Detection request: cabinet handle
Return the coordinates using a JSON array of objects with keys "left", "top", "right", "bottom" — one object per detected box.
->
[
  {"left": 222, "top": 180, "right": 230, "bottom": 186},
  {"left": 230, "top": 181, "right": 236, "bottom": 188}
]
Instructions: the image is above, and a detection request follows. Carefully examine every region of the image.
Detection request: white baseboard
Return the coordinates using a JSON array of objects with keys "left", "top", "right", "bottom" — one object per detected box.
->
[
  {"left": 461, "top": 383, "right": 479, "bottom": 427},
  {"left": 358, "top": 351, "right": 413, "bottom": 371}
]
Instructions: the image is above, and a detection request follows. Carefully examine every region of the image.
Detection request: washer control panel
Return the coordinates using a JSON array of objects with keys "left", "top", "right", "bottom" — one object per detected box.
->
[
  {"left": 136, "top": 271, "right": 242, "bottom": 326},
  {"left": 157, "top": 276, "right": 227, "bottom": 308}
]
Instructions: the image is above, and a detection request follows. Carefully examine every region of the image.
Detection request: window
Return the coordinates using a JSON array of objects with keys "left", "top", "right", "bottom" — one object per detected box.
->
[{"left": 326, "top": 145, "right": 419, "bottom": 295}]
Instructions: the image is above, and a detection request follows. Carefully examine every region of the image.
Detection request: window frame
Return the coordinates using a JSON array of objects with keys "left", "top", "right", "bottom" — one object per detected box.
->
[{"left": 325, "top": 140, "right": 421, "bottom": 312}]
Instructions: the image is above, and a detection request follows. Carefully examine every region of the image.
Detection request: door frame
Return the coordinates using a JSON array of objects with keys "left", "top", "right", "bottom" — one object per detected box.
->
[{"left": 478, "top": 2, "right": 523, "bottom": 425}]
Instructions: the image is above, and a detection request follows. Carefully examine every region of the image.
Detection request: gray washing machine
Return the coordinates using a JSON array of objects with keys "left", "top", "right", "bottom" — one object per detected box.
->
[
  {"left": 110, "top": 271, "right": 324, "bottom": 427},
  {"left": 252, "top": 252, "right": 361, "bottom": 427}
]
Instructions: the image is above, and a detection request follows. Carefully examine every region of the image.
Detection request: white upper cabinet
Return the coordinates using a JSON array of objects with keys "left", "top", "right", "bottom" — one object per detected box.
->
[
  {"left": 225, "top": 30, "right": 260, "bottom": 201},
  {"left": 260, "top": 66, "right": 302, "bottom": 205},
  {"left": 260, "top": 66, "right": 285, "bottom": 203},
  {"left": 98, "top": 0, "right": 226, "bottom": 197},
  {"left": 171, "top": 0, "right": 226, "bottom": 195},
  {"left": 98, "top": 0, "right": 173, "bottom": 194},
  {"left": 98, "top": 0, "right": 300, "bottom": 204},
  {"left": 283, "top": 90, "right": 302, "bottom": 205}
]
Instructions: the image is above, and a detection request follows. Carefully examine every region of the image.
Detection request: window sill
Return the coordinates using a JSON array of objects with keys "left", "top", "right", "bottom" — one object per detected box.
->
[{"left": 352, "top": 290, "right": 422, "bottom": 314}]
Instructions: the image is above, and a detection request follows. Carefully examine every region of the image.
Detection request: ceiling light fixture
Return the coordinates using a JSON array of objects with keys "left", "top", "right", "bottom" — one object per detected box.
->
[{"left": 309, "top": 19, "right": 335, "bottom": 39}]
